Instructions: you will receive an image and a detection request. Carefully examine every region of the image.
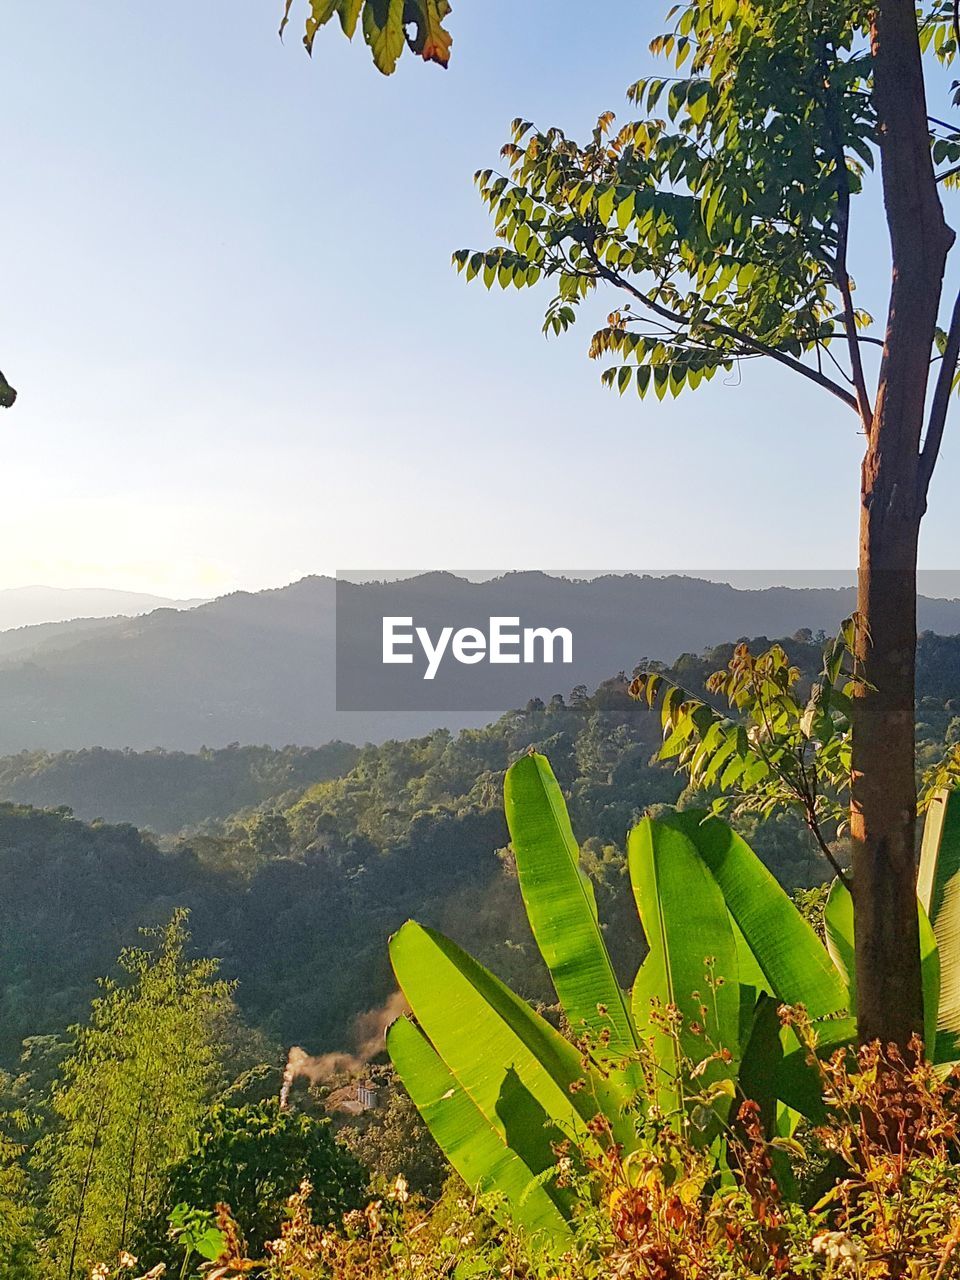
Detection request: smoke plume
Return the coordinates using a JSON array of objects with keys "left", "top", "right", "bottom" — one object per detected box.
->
[{"left": 280, "top": 990, "right": 408, "bottom": 1107}]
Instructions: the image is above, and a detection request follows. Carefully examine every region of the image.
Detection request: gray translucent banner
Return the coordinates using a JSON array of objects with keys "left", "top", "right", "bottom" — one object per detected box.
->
[{"left": 334, "top": 570, "right": 960, "bottom": 712}]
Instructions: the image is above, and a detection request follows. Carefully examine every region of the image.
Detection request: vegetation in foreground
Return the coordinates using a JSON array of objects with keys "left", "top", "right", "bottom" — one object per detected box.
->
[{"left": 81, "top": 1036, "right": 960, "bottom": 1279}]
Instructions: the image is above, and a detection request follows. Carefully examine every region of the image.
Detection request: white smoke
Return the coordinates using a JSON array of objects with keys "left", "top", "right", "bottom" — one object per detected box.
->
[{"left": 280, "top": 990, "right": 409, "bottom": 1107}]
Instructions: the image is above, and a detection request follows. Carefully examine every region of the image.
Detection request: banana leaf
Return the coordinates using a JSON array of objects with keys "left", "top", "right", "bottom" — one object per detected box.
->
[
  {"left": 387, "top": 1016, "right": 573, "bottom": 1245},
  {"left": 824, "top": 877, "right": 856, "bottom": 1010},
  {"left": 774, "top": 1017, "right": 858, "bottom": 1120},
  {"left": 389, "top": 921, "right": 635, "bottom": 1151},
  {"left": 919, "top": 788, "right": 960, "bottom": 1056},
  {"left": 663, "top": 811, "right": 846, "bottom": 1018},
  {"left": 628, "top": 818, "right": 740, "bottom": 1113},
  {"left": 505, "top": 752, "right": 638, "bottom": 1056},
  {"left": 826, "top": 878, "right": 941, "bottom": 1058}
]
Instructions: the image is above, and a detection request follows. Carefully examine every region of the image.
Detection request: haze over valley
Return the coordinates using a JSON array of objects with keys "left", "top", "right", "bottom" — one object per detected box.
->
[{"left": 2, "top": 571, "right": 960, "bottom": 752}]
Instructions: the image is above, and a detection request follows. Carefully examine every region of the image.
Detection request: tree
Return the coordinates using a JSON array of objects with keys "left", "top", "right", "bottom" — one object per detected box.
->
[
  {"left": 299, "top": 0, "right": 960, "bottom": 1052},
  {"left": 0, "top": 1108, "right": 37, "bottom": 1279},
  {"left": 143, "top": 1101, "right": 365, "bottom": 1260},
  {"left": 35, "top": 911, "right": 233, "bottom": 1278}
]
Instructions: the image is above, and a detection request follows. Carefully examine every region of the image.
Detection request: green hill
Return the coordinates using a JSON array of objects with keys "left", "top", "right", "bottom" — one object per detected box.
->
[{"left": 2, "top": 628, "right": 958, "bottom": 1067}]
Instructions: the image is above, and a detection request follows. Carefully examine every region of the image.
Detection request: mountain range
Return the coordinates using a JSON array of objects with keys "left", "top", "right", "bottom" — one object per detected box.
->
[
  {"left": 1, "top": 572, "right": 960, "bottom": 751},
  {"left": 0, "top": 585, "right": 205, "bottom": 631}
]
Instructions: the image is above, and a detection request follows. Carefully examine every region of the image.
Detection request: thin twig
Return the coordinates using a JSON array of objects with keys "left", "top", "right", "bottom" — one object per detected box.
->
[
  {"left": 818, "top": 54, "right": 875, "bottom": 431},
  {"left": 918, "top": 284, "right": 960, "bottom": 510},
  {"left": 588, "top": 253, "right": 861, "bottom": 413}
]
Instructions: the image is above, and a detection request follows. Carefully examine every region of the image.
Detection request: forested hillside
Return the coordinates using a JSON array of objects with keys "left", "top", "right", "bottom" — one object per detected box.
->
[
  {"left": 0, "top": 627, "right": 936, "bottom": 1069},
  {"left": 1, "top": 628, "right": 957, "bottom": 1071},
  {"left": 0, "top": 625, "right": 958, "bottom": 1272},
  {"left": 0, "top": 679, "right": 672, "bottom": 1064},
  {"left": 0, "top": 741, "right": 359, "bottom": 833}
]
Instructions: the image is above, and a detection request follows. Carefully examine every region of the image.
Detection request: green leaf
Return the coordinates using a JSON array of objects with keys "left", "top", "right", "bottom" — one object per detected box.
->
[
  {"left": 193, "top": 1228, "right": 229, "bottom": 1262},
  {"left": 282, "top": 0, "right": 452, "bottom": 71},
  {"left": 361, "top": 0, "right": 406, "bottom": 74},
  {"left": 596, "top": 186, "right": 616, "bottom": 224},
  {"left": 824, "top": 878, "right": 940, "bottom": 1058},
  {"left": 919, "top": 789, "right": 960, "bottom": 1054},
  {"left": 920, "top": 902, "right": 941, "bottom": 1061},
  {"left": 824, "top": 877, "right": 856, "bottom": 1009},
  {"left": 663, "top": 812, "right": 846, "bottom": 1018},
  {"left": 917, "top": 790, "right": 960, "bottom": 1056},
  {"left": 616, "top": 191, "right": 637, "bottom": 230},
  {"left": 628, "top": 817, "right": 740, "bottom": 1110},
  {"left": 736, "top": 994, "right": 798, "bottom": 1195},
  {"left": 337, "top": 0, "right": 363, "bottom": 36},
  {"left": 505, "top": 753, "right": 639, "bottom": 1056},
  {"left": 387, "top": 1017, "right": 572, "bottom": 1245},
  {"left": 737, "top": 993, "right": 784, "bottom": 1135},
  {"left": 389, "top": 922, "right": 634, "bottom": 1150}
]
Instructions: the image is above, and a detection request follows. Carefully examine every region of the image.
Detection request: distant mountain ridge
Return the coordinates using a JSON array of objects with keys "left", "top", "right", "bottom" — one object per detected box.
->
[
  {"left": 0, "top": 585, "right": 205, "bottom": 631},
  {"left": 1, "top": 572, "right": 960, "bottom": 751}
]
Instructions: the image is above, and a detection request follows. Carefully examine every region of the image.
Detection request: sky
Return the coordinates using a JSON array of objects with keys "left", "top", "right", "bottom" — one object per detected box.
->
[{"left": 3, "top": 2, "right": 960, "bottom": 599}]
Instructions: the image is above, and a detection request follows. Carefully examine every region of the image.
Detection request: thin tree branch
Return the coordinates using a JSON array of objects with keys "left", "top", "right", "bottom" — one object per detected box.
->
[
  {"left": 589, "top": 254, "right": 861, "bottom": 413},
  {"left": 819, "top": 337, "right": 857, "bottom": 384},
  {"left": 918, "top": 285, "right": 960, "bottom": 509},
  {"left": 823, "top": 330, "right": 886, "bottom": 348},
  {"left": 750, "top": 673, "right": 851, "bottom": 889},
  {"left": 805, "top": 808, "right": 852, "bottom": 888},
  {"left": 819, "top": 56, "right": 875, "bottom": 431}
]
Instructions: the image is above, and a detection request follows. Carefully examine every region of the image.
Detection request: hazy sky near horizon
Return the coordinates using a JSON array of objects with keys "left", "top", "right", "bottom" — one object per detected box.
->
[{"left": 4, "top": 3, "right": 960, "bottom": 598}]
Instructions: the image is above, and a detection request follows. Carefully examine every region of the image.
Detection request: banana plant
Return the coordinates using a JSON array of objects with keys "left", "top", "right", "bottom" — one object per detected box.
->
[
  {"left": 820, "top": 786, "right": 960, "bottom": 1071},
  {"left": 919, "top": 788, "right": 960, "bottom": 1064},
  {"left": 386, "top": 752, "right": 947, "bottom": 1244}
]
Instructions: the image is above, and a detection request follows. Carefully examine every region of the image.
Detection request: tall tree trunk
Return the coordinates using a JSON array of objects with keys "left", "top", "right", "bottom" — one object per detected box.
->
[{"left": 851, "top": 0, "right": 954, "bottom": 1049}]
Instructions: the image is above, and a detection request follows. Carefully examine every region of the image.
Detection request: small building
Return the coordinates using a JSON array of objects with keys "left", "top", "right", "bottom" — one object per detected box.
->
[
  {"left": 325, "top": 1079, "right": 380, "bottom": 1116},
  {"left": 357, "top": 1080, "right": 378, "bottom": 1110}
]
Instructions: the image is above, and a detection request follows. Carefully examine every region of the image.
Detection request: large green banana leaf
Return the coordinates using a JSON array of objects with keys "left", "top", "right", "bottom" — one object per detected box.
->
[
  {"left": 663, "top": 811, "right": 846, "bottom": 1018},
  {"left": 731, "top": 915, "right": 770, "bottom": 1044},
  {"left": 628, "top": 818, "right": 740, "bottom": 1110},
  {"left": 824, "top": 878, "right": 856, "bottom": 1011},
  {"left": 825, "top": 878, "right": 940, "bottom": 1057},
  {"left": 505, "top": 753, "right": 638, "bottom": 1056},
  {"left": 919, "top": 788, "right": 960, "bottom": 1060},
  {"left": 389, "top": 921, "right": 635, "bottom": 1150},
  {"left": 387, "top": 1016, "right": 573, "bottom": 1245},
  {"left": 921, "top": 906, "right": 942, "bottom": 1061}
]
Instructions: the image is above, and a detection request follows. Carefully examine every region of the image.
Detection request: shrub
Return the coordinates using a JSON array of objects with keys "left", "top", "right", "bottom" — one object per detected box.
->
[{"left": 139, "top": 1101, "right": 365, "bottom": 1261}]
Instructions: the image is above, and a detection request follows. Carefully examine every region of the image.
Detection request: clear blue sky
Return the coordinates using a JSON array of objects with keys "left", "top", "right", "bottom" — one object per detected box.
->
[{"left": 2, "top": 2, "right": 959, "bottom": 597}]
